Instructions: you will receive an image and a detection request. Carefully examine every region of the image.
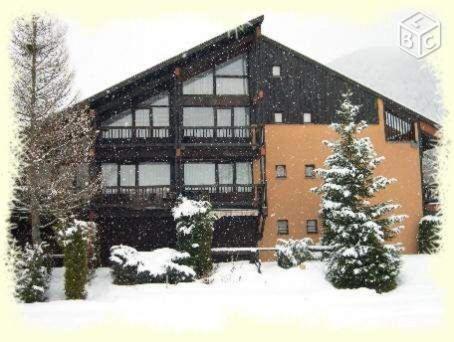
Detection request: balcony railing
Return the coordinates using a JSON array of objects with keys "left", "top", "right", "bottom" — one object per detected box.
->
[
  {"left": 99, "top": 185, "right": 175, "bottom": 208},
  {"left": 96, "top": 183, "right": 266, "bottom": 209},
  {"left": 100, "top": 126, "right": 171, "bottom": 142},
  {"left": 98, "top": 125, "right": 264, "bottom": 147},
  {"left": 180, "top": 125, "right": 263, "bottom": 145},
  {"left": 182, "top": 184, "right": 265, "bottom": 208}
]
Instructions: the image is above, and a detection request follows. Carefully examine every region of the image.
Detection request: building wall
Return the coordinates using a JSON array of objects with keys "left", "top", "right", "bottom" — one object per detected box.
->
[{"left": 259, "top": 98, "right": 423, "bottom": 259}]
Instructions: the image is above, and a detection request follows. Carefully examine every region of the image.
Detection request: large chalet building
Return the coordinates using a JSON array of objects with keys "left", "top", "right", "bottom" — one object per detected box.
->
[{"left": 84, "top": 16, "right": 439, "bottom": 262}]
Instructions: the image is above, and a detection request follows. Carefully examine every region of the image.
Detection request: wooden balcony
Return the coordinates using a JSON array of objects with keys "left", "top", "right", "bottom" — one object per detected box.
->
[
  {"left": 96, "top": 185, "right": 176, "bottom": 209},
  {"left": 99, "top": 126, "right": 173, "bottom": 144},
  {"left": 180, "top": 125, "right": 263, "bottom": 146},
  {"left": 94, "top": 183, "right": 266, "bottom": 211},
  {"left": 181, "top": 184, "right": 265, "bottom": 209}
]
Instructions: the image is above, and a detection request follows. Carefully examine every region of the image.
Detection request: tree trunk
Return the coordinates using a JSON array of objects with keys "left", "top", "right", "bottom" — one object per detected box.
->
[{"left": 29, "top": 17, "right": 41, "bottom": 245}]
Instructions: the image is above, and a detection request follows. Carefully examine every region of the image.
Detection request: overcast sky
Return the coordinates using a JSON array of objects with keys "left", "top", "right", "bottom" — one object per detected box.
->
[{"left": 65, "top": 10, "right": 428, "bottom": 99}]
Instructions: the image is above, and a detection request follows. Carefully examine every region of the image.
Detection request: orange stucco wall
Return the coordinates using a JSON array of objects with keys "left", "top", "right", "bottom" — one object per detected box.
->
[{"left": 259, "top": 99, "right": 424, "bottom": 258}]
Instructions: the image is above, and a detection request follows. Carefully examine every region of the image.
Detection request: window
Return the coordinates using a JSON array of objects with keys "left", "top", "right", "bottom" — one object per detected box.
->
[
  {"left": 138, "top": 163, "right": 170, "bottom": 186},
  {"left": 233, "top": 107, "right": 250, "bottom": 126},
  {"left": 184, "top": 162, "right": 252, "bottom": 186},
  {"left": 303, "top": 113, "right": 312, "bottom": 123},
  {"left": 272, "top": 65, "right": 281, "bottom": 77},
  {"left": 274, "top": 113, "right": 283, "bottom": 123},
  {"left": 184, "top": 163, "right": 216, "bottom": 185},
  {"left": 277, "top": 220, "right": 289, "bottom": 235},
  {"left": 218, "top": 163, "right": 234, "bottom": 184},
  {"left": 276, "top": 165, "right": 287, "bottom": 178},
  {"left": 101, "top": 164, "right": 118, "bottom": 187},
  {"left": 236, "top": 162, "right": 252, "bottom": 184},
  {"left": 305, "top": 164, "right": 315, "bottom": 178},
  {"left": 101, "top": 92, "right": 170, "bottom": 139},
  {"left": 306, "top": 220, "right": 318, "bottom": 233},
  {"left": 120, "top": 165, "right": 136, "bottom": 186},
  {"left": 135, "top": 109, "right": 150, "bottom": 126},
  {"left": 183, "top": 71, "right": 214, "bottom": 95},
  {"left": 103, "top": 109, "right": 133, "bottom": 127},
  {"left": 183, "top": 55, "right": 248, "bottom": 96},
  {"left": 216, "top": 78, "right": 248, "bottom": 95},
  {"left": 183, "top": 107, "right": 214, "bottom": 126},
  {"left": 215, "top": 56, "right": 248, "bottom": 95}
]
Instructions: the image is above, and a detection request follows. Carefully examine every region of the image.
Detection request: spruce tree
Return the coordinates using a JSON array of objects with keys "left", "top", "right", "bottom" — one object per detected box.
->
[
  {"left": 417, "top": 215, "right": 441, "bottom": 254},
  {"left": 172, "top": 196, "right": 217, "bottom": 277},
  {"left": 312, "top": 91, "right": 406, "bottom": 293}
]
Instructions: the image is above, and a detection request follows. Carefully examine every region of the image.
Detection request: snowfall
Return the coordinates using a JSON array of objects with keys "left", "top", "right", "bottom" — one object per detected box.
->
[{"left": 17, "top": 255, "right": 443, "bottom": 331}]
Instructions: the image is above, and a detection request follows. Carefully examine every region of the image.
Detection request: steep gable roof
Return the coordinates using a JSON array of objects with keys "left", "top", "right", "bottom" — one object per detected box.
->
[{"left": 83, "top": 15, "right": 439, "bottom": 128}]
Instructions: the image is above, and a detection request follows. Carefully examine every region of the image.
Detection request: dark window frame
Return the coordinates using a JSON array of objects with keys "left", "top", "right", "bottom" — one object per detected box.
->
[
  {"left": 306, "top": 220, "right": 318, "bottom": 234},
  {"left": 275, "top": 164, "right": 287, "bottom": 179},
  {"left": 305, "top": 164, "right": 316, "bottom": 178},
  {"left": 277, "top": 219, "right": 289, "bottom": 235}
]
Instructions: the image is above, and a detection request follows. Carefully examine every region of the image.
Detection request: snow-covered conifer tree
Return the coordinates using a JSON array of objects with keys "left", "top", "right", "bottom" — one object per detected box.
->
[
  {"left": 172, "top": 196, "right": 217, "bottom": 277},
  {"left": 312, "top": 90, "right": 406, "bottom": 293},
  {"left": 418, "top": 215, "right": 441, "bottom": 254}
]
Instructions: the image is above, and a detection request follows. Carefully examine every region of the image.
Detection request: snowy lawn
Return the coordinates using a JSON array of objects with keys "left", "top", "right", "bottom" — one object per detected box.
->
[{"left": 18, "top": 255, "right": 443, "bottom": 331}]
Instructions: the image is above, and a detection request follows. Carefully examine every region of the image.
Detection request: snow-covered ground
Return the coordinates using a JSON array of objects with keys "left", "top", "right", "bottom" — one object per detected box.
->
[{"left": 18, "top": 255, "right": 443, "bottom": 331}]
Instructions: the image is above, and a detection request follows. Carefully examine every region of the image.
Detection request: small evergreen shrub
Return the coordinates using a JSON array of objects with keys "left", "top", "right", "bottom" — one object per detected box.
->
[
  {"left": 418, "top": 215, "right": 442, "bottom": 254},
  {"left": 109, "top": 245, "right": 142, "bottom": 285},
  {"left": 14, "top": 242, "right": 52, "bottom": 303},
  {"left": 110, "top": 245, "right": 195, "bottom": 285},
  {"left": 59, "top": 220, "right": 89, "bottom": 299},
  {"left": 275, "top": 238, "right": 314, "bottom": 269},
  {"left": 172, "top": 196, "right": 217, "bottom": 278}
]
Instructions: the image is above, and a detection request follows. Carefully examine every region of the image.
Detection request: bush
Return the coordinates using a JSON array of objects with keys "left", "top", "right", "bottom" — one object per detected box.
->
[
  {"left": 275, "top": 238, "right": 314, "bottom": 269},
  {"left": 14, "top": 242, "right": 52, "bottom": 303},
  {"left": 109, "top": 245, "right": 142, "bottom": 285},
  {"left": 418, "top": 215, "right": 442, "bottom": 254},
  {"left": 172, "top": 196, "right": 217, "bottom": 278},
  {"left": 110, "top": 245, "right": 195, "bottom": 285},
  {"left": 59, "top": 220, "right": 90, "bottom": 299}
]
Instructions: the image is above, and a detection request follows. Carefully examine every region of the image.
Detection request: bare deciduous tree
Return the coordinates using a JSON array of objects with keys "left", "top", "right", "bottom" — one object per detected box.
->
[{"left": 10, "top": 14, "right": 99, "bottom": 244}]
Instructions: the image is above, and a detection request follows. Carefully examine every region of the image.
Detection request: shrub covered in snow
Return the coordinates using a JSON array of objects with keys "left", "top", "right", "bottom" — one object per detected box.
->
[
  {"left": 418, "top": 215, "right": 442, "bottom": 254},
  {"left": 14, "top": 242, "right": 52, "bottom": 303},
  {"left": 275, "top": 238, "right": 314, "bottom": 269},
  {"left": 312, "top": 91, "right": 405, "bottom": 293},
  {"left": 110, "top": 245, "right": 195, "bottom": 285},
  {"left": 59, "top": 219, "right": 90, "bottom": 299},
  {"left": 172, "top": 196, "right": 217, "bottom": 277}
]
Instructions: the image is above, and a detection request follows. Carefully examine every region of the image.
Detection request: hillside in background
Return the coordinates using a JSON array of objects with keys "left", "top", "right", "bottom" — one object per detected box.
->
[{"left": 328, "top": 46, "right": 444, "bottom": 123}]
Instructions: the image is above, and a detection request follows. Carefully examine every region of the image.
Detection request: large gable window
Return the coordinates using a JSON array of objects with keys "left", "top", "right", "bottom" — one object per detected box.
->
[
  {"left": 101, "top": 92, "right": 170, "bottom": 139},
  {"left": 215, "top": 55, "right": 248, "bottom": 95},
  {"left": 183, "top": 71, "right": 214, "bottom": 95},
  {"left": 182, "top": 54, "right": 248, "bottom": 96},
  {"left": 101, "top": 109, "right": 133, "bottom": 139}
]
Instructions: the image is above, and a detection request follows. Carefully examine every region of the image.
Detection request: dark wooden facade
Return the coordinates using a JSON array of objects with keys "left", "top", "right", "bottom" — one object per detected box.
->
[{"left": 84, "top": 15, "right": 439, "bottom": 263}]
